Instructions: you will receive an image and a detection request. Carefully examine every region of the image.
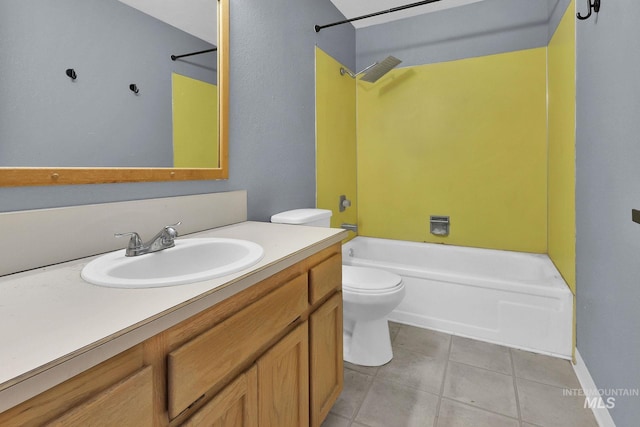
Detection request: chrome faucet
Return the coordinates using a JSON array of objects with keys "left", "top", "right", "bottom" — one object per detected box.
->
[
  {"left": 341, "top": 223, "right": 358, "bottom": 233},
  {"left": 115, "top": 222, "right": 181, "bottom": 257}
]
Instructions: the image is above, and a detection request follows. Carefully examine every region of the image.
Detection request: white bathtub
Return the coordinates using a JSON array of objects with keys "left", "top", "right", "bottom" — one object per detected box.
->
[{"left": 342, "top": 237, "right": 573, "bottom": 359}]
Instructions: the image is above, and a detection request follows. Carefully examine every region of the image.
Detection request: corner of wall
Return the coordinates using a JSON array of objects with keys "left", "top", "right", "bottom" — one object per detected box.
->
[
  {"left": 315, "top": 47, "right": 357, "bottom": 237},
  {"left": 547, "top": 0, "right": 576, "bottom": 293}
]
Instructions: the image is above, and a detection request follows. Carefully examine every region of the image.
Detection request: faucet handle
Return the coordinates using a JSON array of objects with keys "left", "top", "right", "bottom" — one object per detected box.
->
[
  {"left": 114, "top": 231, "right": 143, "bottom": 250},
  {"left": 161, "top": 222, "right": 181, "bottom": 244},
  {"left": 164, "top": 221, "right": 181, "bottom": 231},
  {"left": 164, "top": 221, "right": 181, "bottom": 235}
]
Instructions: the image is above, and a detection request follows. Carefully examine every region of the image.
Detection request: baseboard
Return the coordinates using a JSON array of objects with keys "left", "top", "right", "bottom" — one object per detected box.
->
[{"left": 573, "top": 349, "right": 617, "bottom": 427}]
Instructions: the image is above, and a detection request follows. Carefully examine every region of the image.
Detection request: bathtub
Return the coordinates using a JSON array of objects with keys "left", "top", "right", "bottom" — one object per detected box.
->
[{"left": 342, "top": 237, "right": 573, "bottom": 359}]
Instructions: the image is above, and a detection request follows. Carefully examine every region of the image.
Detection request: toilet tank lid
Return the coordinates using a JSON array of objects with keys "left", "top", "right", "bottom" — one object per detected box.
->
[{"left": 270, "top": 208, "right": 332, "bottom": 224}]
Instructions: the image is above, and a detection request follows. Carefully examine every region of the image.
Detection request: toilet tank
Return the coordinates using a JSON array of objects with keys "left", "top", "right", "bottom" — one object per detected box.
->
[{"left": 270, "top": 209, "right": 332, "bottom": 227}]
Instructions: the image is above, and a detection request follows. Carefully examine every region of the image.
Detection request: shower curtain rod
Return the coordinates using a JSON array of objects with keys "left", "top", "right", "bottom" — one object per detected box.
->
[
  {"left": 315, "top": 0, "right": 443, "bottom": 32},
  {"left": 171, "top": 47, "right": 217, "bottom": 61}
]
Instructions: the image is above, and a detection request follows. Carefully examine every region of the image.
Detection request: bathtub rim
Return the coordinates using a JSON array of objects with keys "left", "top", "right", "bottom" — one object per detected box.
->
[{"left": 342, "top": 236, "right": 572, "bottom": 299}]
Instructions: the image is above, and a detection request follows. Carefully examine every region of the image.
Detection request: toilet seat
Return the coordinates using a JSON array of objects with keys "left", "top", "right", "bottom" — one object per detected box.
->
[{"left": 342, "top": 265, "right": 403, "bottom": 294}]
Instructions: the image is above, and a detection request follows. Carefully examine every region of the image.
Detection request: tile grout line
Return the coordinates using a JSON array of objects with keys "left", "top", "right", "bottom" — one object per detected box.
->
[
  {"left": 509, "top": 348, "right": 524, "bottom": 425},
  {"left": 513, "top": 374, "right": 581, "bottom": 390},
  {"left": 440, "top": 338, "right": 522, "bottom": 424},
  {"left": 439, "top": 396, "right": 522, "bottom": 423},
  {"left": 447, "top": 358, "right": 517, "bottom": 377},
  {"left": 432, "top": 333, "right": 454, "bottom": 427},
  {"left": 346, "top": 322, "right": 399, "bottom": 427},
  {"left": 347, "top": 325, "right": 402, "bottom": 427},
  {"left": 369, "top": 374, "right": 442, "bottom": 399},
  {"left": 349, "top": 373, "right": 376, "bottom": 427}
]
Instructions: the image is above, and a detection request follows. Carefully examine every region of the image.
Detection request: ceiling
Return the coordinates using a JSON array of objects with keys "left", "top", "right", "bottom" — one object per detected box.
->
[{"left": 328, "top": 0, "right": 486, "bottom": 28}]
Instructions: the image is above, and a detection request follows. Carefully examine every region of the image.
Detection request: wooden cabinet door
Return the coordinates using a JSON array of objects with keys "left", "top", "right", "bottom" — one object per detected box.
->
[
  {"left": 181, "top": 366, "right": 258, "bottom": 427},
  {"left": 309, "top": 292, "right": 344, "bottom": 427},
  {"left": 257, "top": 322, "right": 309, "bottom": 427}
]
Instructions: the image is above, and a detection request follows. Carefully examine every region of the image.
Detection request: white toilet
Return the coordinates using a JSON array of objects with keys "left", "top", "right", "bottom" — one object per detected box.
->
[{"left": 271, "top": 208, "right": 405, "bottom": 366}]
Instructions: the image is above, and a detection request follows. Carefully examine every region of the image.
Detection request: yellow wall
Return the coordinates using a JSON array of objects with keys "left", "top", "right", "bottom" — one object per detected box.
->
[
  {"left": 315, "top": 47, "right": 358, "bottom": 237},
  {"left": 172, "top": 73, "right": 219, "bottom": 168},
  {"left": 548, "top": 0, "right": 576, "bottom": 294},
  {"left": 356, "top": 48, "right": 548, "bottom": 253}
]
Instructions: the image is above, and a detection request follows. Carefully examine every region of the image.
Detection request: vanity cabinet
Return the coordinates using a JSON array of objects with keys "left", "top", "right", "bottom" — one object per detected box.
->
[{"left": 0, "top": 243, "right": 343, "bottom": 427}]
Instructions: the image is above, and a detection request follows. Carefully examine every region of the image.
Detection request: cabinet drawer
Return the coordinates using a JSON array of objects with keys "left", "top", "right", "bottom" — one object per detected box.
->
[
  {"left": 47, "top": 366, "right": 153, "bottom": 427},
  {"left": 308, "top": 254, "right": 342, "bottom": 305},
  {"left": 168, "top": 274, "right": 308, "bottom": 418}
]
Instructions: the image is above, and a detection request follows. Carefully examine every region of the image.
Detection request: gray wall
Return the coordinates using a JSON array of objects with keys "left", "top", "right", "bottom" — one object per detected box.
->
[
  {"left": 575, "top": 1, "right": 640, "bottom": 425},
  {"left": 0, "top": 0, "right": 216, "bottom": 167},
  {"left": 226, "top": 0, "right": 355, "bottom": 220},
  {"left": 356, "top": 0, "right": 566, "bottom": 70},
  {"left": 0, "top": 0, "right": 354, "bottom": 220}
]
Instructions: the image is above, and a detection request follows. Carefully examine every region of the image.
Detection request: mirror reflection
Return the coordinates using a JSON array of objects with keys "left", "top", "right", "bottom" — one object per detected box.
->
[{"left": 0, "top": 0, "right": 224, "bottom": 176}]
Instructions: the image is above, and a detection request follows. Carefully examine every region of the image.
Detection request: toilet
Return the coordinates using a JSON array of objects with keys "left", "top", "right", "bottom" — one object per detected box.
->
[{"left": 271, "top": 208, "right": 405, "bottom": 366}]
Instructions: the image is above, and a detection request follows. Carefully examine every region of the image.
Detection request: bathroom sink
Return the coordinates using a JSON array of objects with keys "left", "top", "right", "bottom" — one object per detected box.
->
[{"left": 81, "top": 238, "right": 264, "bottom": 288}]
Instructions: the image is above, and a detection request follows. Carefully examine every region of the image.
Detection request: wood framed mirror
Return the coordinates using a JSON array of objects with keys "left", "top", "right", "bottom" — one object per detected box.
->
[{"left": 0, "top": 0, "right": 229, "bottom": 187}]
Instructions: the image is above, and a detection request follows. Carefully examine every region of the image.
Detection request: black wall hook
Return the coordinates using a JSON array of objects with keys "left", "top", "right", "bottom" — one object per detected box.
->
[
  {"left": 577, "top": 0, "right": 600, "bottom": 20},
  {"left": 65, "top": 68, "right": 77, "bottom": 80},
  {"left": 129, "top": 84, "right": 139, "bottom": 94}
]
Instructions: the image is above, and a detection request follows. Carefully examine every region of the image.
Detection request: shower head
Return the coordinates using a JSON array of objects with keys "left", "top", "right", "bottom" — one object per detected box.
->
[
  {"left": 359, "top": 56, "right": 402, "bottom": 83},
  {"left": 340, "top": 56, "right": 402, "bottom": 83}
]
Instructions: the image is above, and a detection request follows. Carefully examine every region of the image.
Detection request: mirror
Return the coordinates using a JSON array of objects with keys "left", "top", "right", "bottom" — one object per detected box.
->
[{"left": 0, "top": 0, "right": 229, "bottom": 186}]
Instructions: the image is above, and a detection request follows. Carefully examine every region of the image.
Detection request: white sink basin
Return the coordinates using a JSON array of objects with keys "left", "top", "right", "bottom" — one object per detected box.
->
[{"left": 81, "top": 238, "right": 264, "bottom": 288}]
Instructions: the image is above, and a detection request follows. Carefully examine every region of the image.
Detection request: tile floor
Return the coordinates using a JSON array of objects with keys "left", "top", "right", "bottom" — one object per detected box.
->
[{"left": 322, "top": 322, "right": 598, "bottom": 427}]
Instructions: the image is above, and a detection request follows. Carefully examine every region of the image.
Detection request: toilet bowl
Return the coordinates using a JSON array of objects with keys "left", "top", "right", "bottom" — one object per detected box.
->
[
  {"left": 271, "top": 208, "right": 405, "bottom": 366},
  {"left": 342, "top": 265, "right": 404, "bottom": 366}
]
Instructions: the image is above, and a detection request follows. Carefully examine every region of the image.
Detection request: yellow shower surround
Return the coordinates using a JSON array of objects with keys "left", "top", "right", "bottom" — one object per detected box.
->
[
  {"left": 316, "top": 11, "right": 575, "bottom": 262},
  {"left": 172, "top": 73, "right": 219, "bottom": 168},
  {"left": 357, "top": 47, "right": 548, "bottom": 253}
]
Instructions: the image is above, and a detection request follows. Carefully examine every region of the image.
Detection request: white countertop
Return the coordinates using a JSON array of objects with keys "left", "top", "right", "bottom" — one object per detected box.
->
[{"left": 0, "top": 221, "right": 346, "bottom": 412}]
